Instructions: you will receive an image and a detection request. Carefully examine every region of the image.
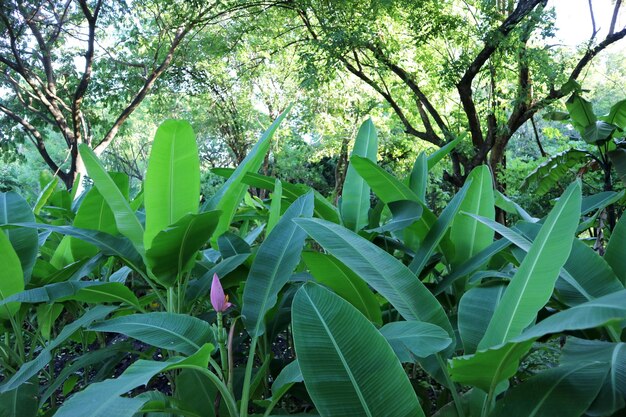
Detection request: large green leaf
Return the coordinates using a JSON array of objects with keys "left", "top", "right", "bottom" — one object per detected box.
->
[
  {"left": 605, "top": 214, "right": 626, "bottom": 286},
  {"left": 610, "top": 148, "right": 626, "bottom": 186},
  {"left": 0, "top": 305, "right": 116, "bottom": 393},
  {"left": 267, "top": 178, "right": 282, "bottom": 234},
  {"left": 562, "top": 338, "right": 626, "bottom": 416},
  {"left": 54, "top": 344, "right": 214, "bottom": 417},
  {"left": 144, "top": 120, "right": 200, "bottom": 248},
  {"left": 0, "top": 383, "right": 37, "bottom": 417},
  {"left": 71, "top": 173, "right": 127, "bottom": 259},
  {"left": 294, "top": 218, "right": 453, "bottom": 338},
  {"left": 491, "top": 362, "right": 608, "bottom": 417},
  {"left": 409, "top": 152, "right": 428, "bottom": 202},
  {"left": 292, "top": 283, "right": 424, "bottom": 417},
  {"left": 242, "top": 192, "right": 313, "bottom": 338},
  {"left": 89, "top": 312, "right": 214, "bottom": 355},
  {"left": 341, "top": 118, "right": 378, "bottom": 231},
  {"left": 566, "top": 93, "right": 597, "bottom": 132},
  {"left": 0, "top": 230, "right": 24, "bottom": 320},
  {"left": 601, "top": 98, "right": 626, "bottom": 129},
  {"left": 145, "top": 210, "right": 220, "bottom": 287},
  {"left": 478, "top": 181, "right": 581, "bottom": 349},
  {"left": 449, "top": 166, "right": 494, "bottom": 268},
  {"left": 0, "top": 192, "right": 38, "bottom": 283},
  {"left": 350, "top": 156, "right": 421, "bottom": 203},
  {"left": 458, "top": 282, "right": 506, "bottom": 354},
  {"left": 204, "top": 106, "right": 291, "bottom": 244},
  {"left": 379, "top": 321, "right": 452, "bottom": 362},
  {"left": 302, "top": 252, "right": 381, "bottom": 325},
  {"left": 175, "top": 370, "right": 217, "bottom": 417},
  {"left": 78, "top": 144, "right": 144, "bottom": 251}
]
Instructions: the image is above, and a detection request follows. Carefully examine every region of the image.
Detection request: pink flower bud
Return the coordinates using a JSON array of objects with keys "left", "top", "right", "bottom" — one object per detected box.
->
[{"left": 210, "top": 273, "right": 232, "bottom": 312}]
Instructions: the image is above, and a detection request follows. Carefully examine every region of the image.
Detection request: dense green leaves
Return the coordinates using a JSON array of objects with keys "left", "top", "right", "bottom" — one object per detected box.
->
[{"left": 292, "top": 283, "right": 424, "bottom": 417}]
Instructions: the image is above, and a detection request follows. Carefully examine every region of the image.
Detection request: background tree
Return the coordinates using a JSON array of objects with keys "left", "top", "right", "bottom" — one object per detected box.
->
[
  {"left": 0, "top": 0, "right": 242, "bottom": 189},
  {"left": 259, "top": 0, "right": 626, "bottom": 193}
]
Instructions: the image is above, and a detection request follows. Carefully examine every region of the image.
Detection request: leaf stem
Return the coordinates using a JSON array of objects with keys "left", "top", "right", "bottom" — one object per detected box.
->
[
  {"left": 240, "top": 335, "right": 258, "bottom": 417},
  {"left": 436, "top": 354, "right": 466, "bottom": 417}
]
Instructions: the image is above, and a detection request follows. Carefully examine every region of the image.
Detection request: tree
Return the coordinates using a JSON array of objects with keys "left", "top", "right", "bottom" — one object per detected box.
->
[
  {"left": 0, "top": 0, "right": 243, "bottom": 190},
  {"left": 263, "top": 0, "right": 626, "bottom": 192}
]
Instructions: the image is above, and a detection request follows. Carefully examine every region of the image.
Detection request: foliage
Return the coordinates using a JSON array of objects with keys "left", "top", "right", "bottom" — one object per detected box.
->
[{"left": 1, "top": 115, "right": 625, "bottom": 417}]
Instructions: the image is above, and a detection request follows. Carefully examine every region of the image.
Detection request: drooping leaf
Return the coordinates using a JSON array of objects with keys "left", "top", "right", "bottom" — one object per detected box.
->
[
  {"left": 54, "top": 344, "right": 214, "bottom": 417},
  {"left": 0, "top": 305, "right": 116, "bottom": 393},
  {"left": 491, "top": 362, "right": 608, "bottom": 417},
  {"left": 302, "top": 251, "right": 381, "bottom": 325},
  {"left": 145, "top": 211, "right": 221, "bottom": 287},
  {"left": 379, "top": 321, "right": 452, "bottom": 362},
  {"left": 478, "top": 181, "right": 581, "bottom": 349},
  {"left": 561, "top": 338, "right": 626, "bottom": 416},
  {"left": 582, "top": 121, "right": 616, "bottom": 144},
  {"left": 66, "top": 283, "right": 141, "bottom": 310},
  {"left": 292, "top": 283, "right": 424, "bottom": 417},
  {"left": 79, "top": 144, "right": 144, "bottom": 251},
  {"left": 12, "top": 223, "right": 142, "bottom": 268},
  {"left": 144, "top": 120, "right": 200, "bottom": 249},
  {"left": 521, "top": 149, "right": 587, "bottom": 196},
  {"left": 294, "top": 218, "right": 453, "bottom": 338},
  {"left": 341, "top": 118, "right": 378, "bottom": 231},
  {"left": 449, "top": 166, "right": 494, "bottom": 269},
  {"left": 367, "top": 200, "right": 423, "bottom": 233},
  {"left": 0, "top": 192, "right": 38, "bottom": 283},
  {"left": 242, "top": 192, "right": 313, "bottom": 338},
  {"left": 89, "top": 312, "right": 214, "bottom": 356}
]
